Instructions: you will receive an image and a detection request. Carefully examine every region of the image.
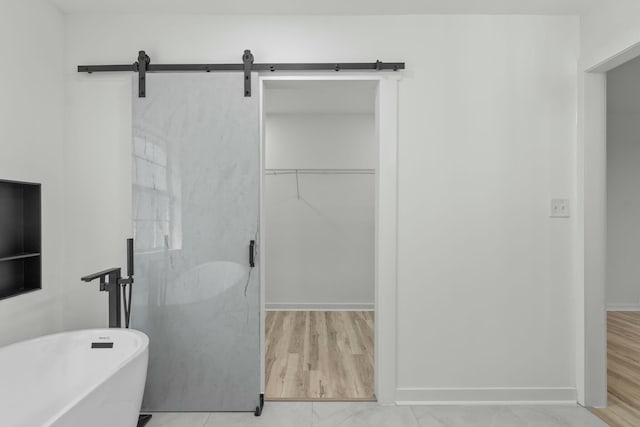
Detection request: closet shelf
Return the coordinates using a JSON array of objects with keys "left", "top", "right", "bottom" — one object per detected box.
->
[
  {"left": 0, "top": 253, "right": 41, "bottom": 262},
  {"left": 265, "top": 168, "right": 375, "bottom": 175}
]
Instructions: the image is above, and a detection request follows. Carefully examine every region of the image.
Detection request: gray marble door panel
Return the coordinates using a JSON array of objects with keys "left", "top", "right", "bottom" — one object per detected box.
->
[{"left": 131, "top": 73, "right": 260, "bottom": 412}]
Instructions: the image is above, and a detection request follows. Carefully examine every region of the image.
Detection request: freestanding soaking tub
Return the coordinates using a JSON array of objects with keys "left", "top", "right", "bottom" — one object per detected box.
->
[{"left": 0, "top": 328, "right": 149, "bottom": 427}]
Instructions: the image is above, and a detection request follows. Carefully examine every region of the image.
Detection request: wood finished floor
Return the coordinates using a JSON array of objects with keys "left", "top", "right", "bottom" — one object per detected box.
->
[
  {"left": 265, "top": 311, "right": 376, "bottom": 401},
  {"left": 592, "top": 311, "right": 640, "bottom": 426}
]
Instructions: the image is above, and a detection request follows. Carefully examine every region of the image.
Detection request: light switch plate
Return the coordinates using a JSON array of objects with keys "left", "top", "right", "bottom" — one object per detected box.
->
[{"left": 550, "top": 199, "right": 570, "bottom": 218}]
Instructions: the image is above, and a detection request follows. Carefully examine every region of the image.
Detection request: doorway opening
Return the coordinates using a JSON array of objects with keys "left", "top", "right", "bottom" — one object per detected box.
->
[
  {"left": 260, "top": 80, "right": 377, "bottom": 401},
  {"left": 589, "top": 55, "right": 640, "bottom": 426}
]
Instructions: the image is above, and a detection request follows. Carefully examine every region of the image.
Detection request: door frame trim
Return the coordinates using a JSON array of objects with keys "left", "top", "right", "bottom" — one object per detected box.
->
[
  {"left": 580, "top": 41, "right": 640, "bottom": 407},
  {"left": 258, "top": 74, "right": 400, "bottom": 404}
]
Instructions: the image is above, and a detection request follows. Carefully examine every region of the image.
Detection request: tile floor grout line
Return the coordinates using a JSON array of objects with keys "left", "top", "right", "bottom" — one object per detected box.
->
[
  {"left": 202, "top": 412, "right": 212, "bottom": 427},
  {"left": 409, "top": 405, "right": 421, "bottom": 426}
]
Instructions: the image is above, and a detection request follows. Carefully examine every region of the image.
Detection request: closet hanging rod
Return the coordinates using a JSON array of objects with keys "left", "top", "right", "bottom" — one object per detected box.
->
[
  {"left": 77, "top": 49, "right": 405, "bottom": 98},
  {"left": 265, "top": 168, "right": 375, "bottom": 175}
]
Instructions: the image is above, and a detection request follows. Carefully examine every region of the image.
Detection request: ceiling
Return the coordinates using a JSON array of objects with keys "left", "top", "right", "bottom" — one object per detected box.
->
[
  {"left": 264, "top": 81, "right": 376, "bottom": 114},
  {"left": 49, "top": 0, "right": 593, "bottom": 15}
]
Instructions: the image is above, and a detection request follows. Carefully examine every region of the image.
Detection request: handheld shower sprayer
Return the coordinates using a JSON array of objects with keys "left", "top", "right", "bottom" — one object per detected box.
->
[{"left": 121, "top": 238, "right": 134, "bottom": 328}]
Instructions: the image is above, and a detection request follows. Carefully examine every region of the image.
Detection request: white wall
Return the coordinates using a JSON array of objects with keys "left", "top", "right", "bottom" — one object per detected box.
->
[
  {"left": 65, "top": 14, "right": 579, "bottom": 402},
  {"left": 265, "top": 114, "right": 375, "bottom": 308},
  {"left": 63, "top": 78, "right": 132, "bottom": 330},
  {"left": 606, "top": 57, "right": 640, "bottom": 310},
  {"left": 0, "top": 0, "right": 66, "bottom": 346}
]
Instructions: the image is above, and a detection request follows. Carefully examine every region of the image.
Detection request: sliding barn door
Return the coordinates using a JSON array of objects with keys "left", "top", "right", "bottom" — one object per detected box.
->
[{"left": 131, "top": 73, "right": 260, "bottom": 412}]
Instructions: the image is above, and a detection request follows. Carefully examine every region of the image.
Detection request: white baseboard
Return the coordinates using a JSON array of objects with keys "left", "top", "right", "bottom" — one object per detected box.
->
[
  {"left": 265, "top": 302, "right": 375, "bottom": 311},
  {"left": 606, "top": 304, "right": 640, "bottom": 311},
  {"left": 395, "top": 387, "right": 577, "bottom": 405}
]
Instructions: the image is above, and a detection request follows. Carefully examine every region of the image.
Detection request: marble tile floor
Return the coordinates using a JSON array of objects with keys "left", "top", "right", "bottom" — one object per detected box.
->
[{"left": 147, "top": 402, "right": 609, "bottom": 427}]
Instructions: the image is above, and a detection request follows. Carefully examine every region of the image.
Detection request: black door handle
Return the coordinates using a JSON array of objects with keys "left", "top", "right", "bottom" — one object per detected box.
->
[{"left": 249, "top": 240, "right": 255, "bottom": 267}]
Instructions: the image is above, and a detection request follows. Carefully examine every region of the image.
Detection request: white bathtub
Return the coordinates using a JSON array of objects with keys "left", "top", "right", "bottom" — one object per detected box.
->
[{"left": 0, "top": 329, "right": 149, "bottom": 427}]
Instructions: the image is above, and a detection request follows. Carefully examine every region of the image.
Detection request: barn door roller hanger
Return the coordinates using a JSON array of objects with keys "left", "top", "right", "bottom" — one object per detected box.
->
[{"left": 77, "top": 49, "right": 405, "bottom": 98}]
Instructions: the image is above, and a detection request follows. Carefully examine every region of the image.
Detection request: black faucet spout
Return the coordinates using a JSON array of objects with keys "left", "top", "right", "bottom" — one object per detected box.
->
[{"left": 81, "top": 268, "right": 122, "bottom": 283}]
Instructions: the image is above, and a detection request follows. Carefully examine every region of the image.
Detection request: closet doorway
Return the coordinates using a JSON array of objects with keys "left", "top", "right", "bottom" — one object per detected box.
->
[
  {"left": 589, "top": 54, "right": 640, "bottom": 426},
  {"left": 261, "top": 80, "right": 377, "bottom": 401}
]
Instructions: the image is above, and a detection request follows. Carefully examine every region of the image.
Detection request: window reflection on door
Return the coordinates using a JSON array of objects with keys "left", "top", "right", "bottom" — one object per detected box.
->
[{"left": 133, "top": 131, "right": 182, "bottom": 252}]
